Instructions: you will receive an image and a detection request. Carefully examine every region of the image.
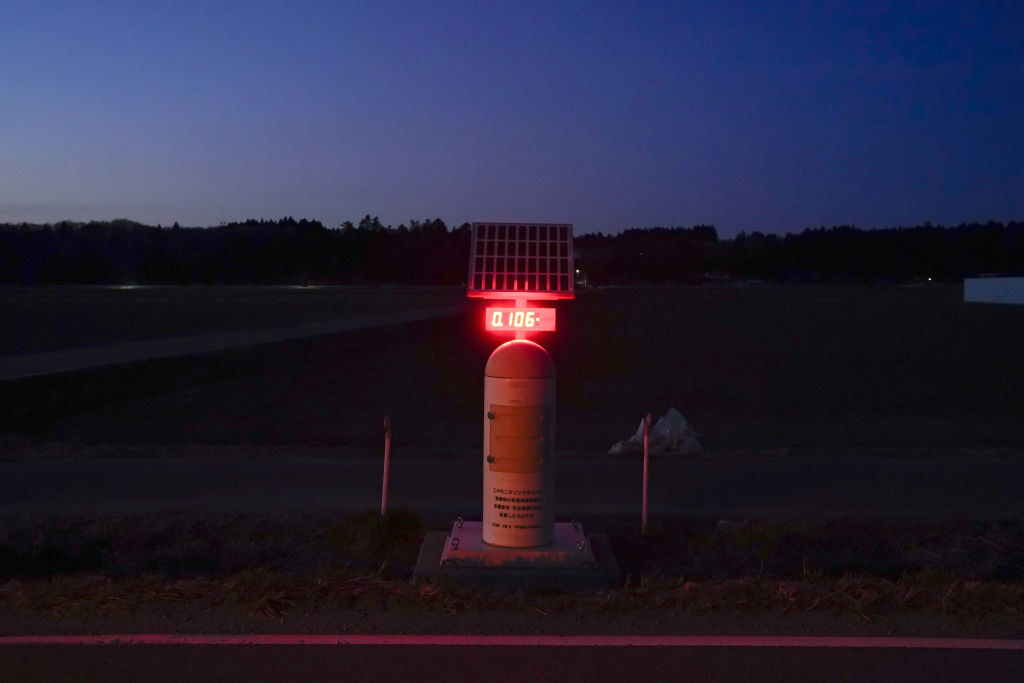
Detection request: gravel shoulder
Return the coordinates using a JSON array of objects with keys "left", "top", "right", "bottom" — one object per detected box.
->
[{"left": 1, "top": 452, "right": 1022, "bottom": 517}]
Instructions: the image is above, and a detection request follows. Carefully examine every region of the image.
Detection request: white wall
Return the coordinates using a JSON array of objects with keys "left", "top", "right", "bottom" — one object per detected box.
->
[{"left": 964, "top": 277, "right": 1024, "bottom": 304}]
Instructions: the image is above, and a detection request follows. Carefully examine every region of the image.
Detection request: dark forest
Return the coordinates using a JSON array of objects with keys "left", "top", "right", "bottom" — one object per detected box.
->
[{"left": 1, "top": 217, "right": 1022, "bottom": 286}]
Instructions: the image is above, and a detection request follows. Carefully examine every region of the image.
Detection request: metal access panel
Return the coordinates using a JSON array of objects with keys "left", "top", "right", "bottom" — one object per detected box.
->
[
  {"left": 468, "top": 222, "right": 575, "bottom": 300},
  {"left": 488, "top": 404, "right": 547, "bottom": 473}
]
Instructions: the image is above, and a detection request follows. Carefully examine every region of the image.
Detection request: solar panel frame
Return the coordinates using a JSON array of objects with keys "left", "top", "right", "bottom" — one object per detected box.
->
[{"left": 467, "top": 222, "right": 575, "bottom": 300}]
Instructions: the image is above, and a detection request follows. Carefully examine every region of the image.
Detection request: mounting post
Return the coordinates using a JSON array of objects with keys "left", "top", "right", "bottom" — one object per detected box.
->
[
  {"left": 642, "top": 413, "right": 651, "bottom": 534},
  {"left": 381, "top": 415, "right": 392, "bottom": 516}
]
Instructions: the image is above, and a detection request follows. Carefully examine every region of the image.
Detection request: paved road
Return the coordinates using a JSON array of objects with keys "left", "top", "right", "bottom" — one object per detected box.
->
[
  {"left": 0, "top": 306, "right": 461, "bottom": 381},
  {"left": 2, "top": 642, "right": 1021, "bottom": 682},
  {"left": 1, "top": 453, "right": 1021, "bottom": 518}
]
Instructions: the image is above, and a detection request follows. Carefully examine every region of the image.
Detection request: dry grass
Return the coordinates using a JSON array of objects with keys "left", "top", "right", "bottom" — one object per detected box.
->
[
  {"left": 610, "top": 517, "right": 1024, "bottom": 582},
  {"left": 2, "top": 569, "right": 1022, "bottom": 623},
  {"left": 1, "top": 511, "right": 1022, "bottom": 621}
]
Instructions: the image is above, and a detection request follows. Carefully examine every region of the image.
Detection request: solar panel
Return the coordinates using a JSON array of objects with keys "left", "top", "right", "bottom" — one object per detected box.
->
[{"left": 467, "top": 222, "right": 575, "bottom": 300}]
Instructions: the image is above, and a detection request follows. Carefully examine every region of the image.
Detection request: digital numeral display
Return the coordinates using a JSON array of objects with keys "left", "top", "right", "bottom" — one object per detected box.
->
[{"left": 484, "top": 307, "right": 556, "bottom": 332}]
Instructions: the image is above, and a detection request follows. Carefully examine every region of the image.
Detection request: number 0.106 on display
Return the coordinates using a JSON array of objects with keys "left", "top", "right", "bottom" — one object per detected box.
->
[{"left": 484, "top": 307, "right": 556, "bottom": 332}]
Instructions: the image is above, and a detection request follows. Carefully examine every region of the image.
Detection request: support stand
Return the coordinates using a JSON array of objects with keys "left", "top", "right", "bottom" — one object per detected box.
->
[{"left": 413, "top": 518, "right": 620, "bottom": 589}]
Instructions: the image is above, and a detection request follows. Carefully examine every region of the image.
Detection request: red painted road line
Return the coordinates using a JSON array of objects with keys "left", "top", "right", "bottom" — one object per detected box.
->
[{"left": 1, "top": 635, "right": 1022, "bottom": 649}]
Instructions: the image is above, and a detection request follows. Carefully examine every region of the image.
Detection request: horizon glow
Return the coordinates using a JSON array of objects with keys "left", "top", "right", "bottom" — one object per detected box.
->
[{"left": 2, "top": 1, "right": 1022, "bottom": 238}]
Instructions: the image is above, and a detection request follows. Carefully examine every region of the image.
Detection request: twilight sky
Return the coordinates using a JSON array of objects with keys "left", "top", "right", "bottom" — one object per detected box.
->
[{"left": 2, "top": 1, "right": 1022, "bottom": 237}]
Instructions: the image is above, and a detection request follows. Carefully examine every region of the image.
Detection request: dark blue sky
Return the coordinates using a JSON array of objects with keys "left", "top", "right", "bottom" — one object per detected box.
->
[{"left": 2, "top": 1, "right": 1021, "bottom": 237}]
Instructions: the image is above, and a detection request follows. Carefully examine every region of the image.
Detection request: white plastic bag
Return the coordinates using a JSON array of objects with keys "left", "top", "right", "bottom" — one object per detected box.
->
[
  {"left": 608, "top": 407, "right": 703, "bottom": 455},
  {"left": 650, "top": 407, "right": 691, "bottom": 448}
]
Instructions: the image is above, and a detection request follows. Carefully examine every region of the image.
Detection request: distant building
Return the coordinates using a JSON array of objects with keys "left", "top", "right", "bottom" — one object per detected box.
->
[{"left": 964, "top": 277, "right": 1024, "bottom": 305}]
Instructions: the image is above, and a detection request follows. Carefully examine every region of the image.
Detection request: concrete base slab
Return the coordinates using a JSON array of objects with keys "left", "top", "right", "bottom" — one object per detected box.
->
[
  {"left": 414, "top": 527, "right": 621, "bottom": 590},
  {"left": 439, "top": 521, "right": 596, "bottom": 569}
]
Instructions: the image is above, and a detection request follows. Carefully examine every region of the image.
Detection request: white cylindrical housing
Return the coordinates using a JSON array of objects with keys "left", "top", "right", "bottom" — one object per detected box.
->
[{"left": 482, "top": 339, "right": 556, "bottom": 547}]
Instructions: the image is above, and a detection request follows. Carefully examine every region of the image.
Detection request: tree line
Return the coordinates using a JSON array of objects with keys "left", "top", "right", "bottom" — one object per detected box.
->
[
  {"left": 0, "top": 216, "right": 468, "bottom": 286},
  {"left": 0, "top": 217, "right": 1021, "bottom": 286}
]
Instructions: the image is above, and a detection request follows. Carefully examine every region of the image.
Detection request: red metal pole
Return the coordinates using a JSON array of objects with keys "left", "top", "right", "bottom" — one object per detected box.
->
[
  {"left": 381, "top": 416, "right": 392, "bottom": 516},
  {"left": 642, "top": 413, "right": 651, "bottom": 534}
]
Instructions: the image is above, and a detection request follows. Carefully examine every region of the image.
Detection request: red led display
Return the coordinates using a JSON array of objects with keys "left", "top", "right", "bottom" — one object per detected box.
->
[{"left": 485, "top": 307, "right": 556, "bottom": 332}]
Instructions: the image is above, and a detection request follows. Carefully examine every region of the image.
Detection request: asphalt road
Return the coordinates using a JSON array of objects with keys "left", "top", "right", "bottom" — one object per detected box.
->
[
  {"left": 0, "top": 305, "right": 461, "bottom": 381},
  {"left": 2, "top": 643, "right": 1021, "bottom": 683},
  {"left": 1, "top": 453, "right": 1021, "bottom": 518}
]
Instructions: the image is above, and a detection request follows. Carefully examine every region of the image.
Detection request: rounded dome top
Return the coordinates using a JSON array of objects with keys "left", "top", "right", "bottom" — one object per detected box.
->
[{"left": 485, "top": 340, "right": 555, "bottom": 379}]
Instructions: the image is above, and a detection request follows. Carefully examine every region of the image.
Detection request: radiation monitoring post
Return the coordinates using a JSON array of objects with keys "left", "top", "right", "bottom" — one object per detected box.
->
[
  {"left": 416, "top": 221, "right": 618, "bottom": 587},
  {"left": 466, "top": 222, "right": 572, "bottom": 548}
]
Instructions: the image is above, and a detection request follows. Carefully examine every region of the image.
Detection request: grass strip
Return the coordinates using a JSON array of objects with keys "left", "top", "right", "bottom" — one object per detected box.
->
[
  {"left": 1, "top": 569, "right": 1021, "bottom": 622},
  {"left": 1, "top": 510, "right": 1022, "bottom": 620}
]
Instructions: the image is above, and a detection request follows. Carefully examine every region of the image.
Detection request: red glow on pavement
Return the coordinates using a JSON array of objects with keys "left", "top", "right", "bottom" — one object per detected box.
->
[{"left": 1, "top": 635, "right": 1022, "bottom": 649}]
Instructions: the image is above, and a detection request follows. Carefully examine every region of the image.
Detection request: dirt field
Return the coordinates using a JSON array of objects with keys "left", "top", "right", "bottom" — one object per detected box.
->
[{"left": 2, "top": 284, "right": 1024, "bottom": 455}]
